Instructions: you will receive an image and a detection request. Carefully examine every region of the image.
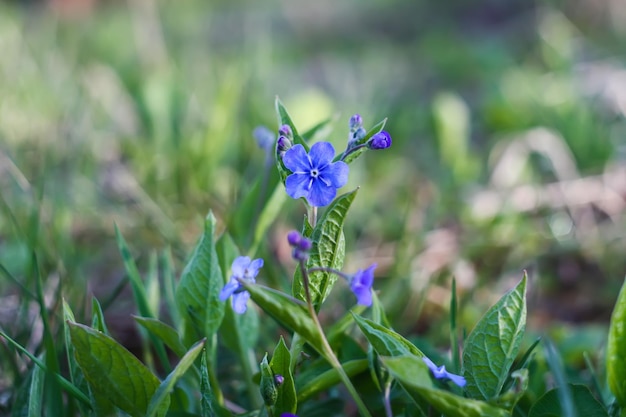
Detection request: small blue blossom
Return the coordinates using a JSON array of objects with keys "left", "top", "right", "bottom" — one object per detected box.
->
[
  {"left": 287, "top": 230, "right": 312, "bottom": 261},
  {"left": 283, "top": 142, "right": 349, "bottom": 207},
  {"left": 219, "top": 256, "right": 264, "bottom": 314},
  {"left": 349, "top": 264, "right": 376, "bottom": 307},
  {"left": 280, "top": 414, "right": 298, "bottom": 417},
  {"left": 367, "top": 131, "right": 392, "bottom": 150},
  {"left": 422, "top": 356, "right": 466, "bottom": 387}
]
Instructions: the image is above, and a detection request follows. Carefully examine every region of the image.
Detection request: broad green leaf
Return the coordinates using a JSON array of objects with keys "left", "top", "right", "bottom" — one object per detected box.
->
[
  {"left": 293, "top": 189, "right": 357, "bottom": 309},
  {"left": 63, "top": 300, "right": 103, "bottom": 416},
  {"left": 529, "top": 384, "right": 608, "bottom": 417},
  {"left": 27, "top": 354, "right": 45, "bottom": 417},
  {"left": 146, "top": 339, "right": 205, "bottom": 417},
  {"left": 297, "top": 359, "right": 368, "bottom": 402},
  {"left": 463, "top": 274, "right": 527, "bottom": 400},
  {"left": 175, "top": 211, "right": 225, "bottom": 347},
  {"left": 382, "top": 355, "right": 509, "bottom": 417},
  {"left": 0, "top": 330, "right": 90, "bottom": 406},
  {"left": 335, "top": 118, "right": 387, "bottom": 164},
  {"left": 353, "top": 314, "right": 424, "bottom": 358},
  {"left": 68, "top": 322, "right": 164, "bottom": 417},
  {"left": 270, "top": 336, "right": 297, "bottom": 415},
  {"left": 260, "top": 353, "right": 277, "bottom": 406},
  {"left": 133, "top": 316, "right": 187, "bottom": 358},
  {"left": 242, "top": 282, "right": 325, "bottom": 357},
  {"left": 217, "top": 233, "right": 259, "bottom": 352},
  {"left": 608, "top": 275, "right": 626, "bottom": 408}
]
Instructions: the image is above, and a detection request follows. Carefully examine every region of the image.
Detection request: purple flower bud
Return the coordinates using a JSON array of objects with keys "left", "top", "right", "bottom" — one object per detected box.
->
[
  {"left": 278, "top": 124, "right": 293, "bottom": 139},
  {"left": 274, "top": 374, "right": 284, "bottom": 386},
  {"left": 349, "top": 114, "right": 363, "bottom": 131},
  {"left": 350, "top": 127, "right": 366, "bottom": 143},
  {"left": 350, "top": 264, "right": 376, "bottom": 307},
  {"left": 277, "top": 136, "right": 292, "bottom": 157},
  {"left": 367, "top": 131, "right": 392, "bottom": 150},
  {"left": 287, "top": 230, "right": 312, "bottom": 261}
]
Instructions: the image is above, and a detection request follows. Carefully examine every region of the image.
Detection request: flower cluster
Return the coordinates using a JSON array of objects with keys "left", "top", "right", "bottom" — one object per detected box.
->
[
  {"left": 219, "top": 256, "right": 264, "bottom": 314},
  {"left": 287, "top": 230, "right": 312, "bottom": 261}
]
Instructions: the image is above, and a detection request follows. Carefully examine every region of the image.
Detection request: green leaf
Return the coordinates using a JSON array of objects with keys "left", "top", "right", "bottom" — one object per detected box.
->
[
  {"left": 27, "top": 354, "right": 45, "bottom": 417},
  {"left": 463, "top": 273, "right": 527, "bottom": 400},
  {"left": 114, "top": 224, "right": 155, "bottom": 318},
  {"left": 175, "top": 211, "right": 225, "bottom": 346},
  {"left": 529, "top": 384, "right": 608, "bottom": 417},
  {"left": 63, "top": 300, "right": 101, "bottom": 416},
  {"left": 297, "top": 359, "right": 368, "bottom": 402},
  {"left": 353, "top": 314, "right": 424, "bottom": 358},
  {"left": 293, "top": 189, "right": 358, "bottom": 309},
  {"left": 147, "top": 339, "right": 205, "bottom": 417},
  {"left": 68, "top": 321, "right": 164, "bottom": 417},
  {"left": 242, "top": 282, "right": 325, "bottom": 357},
  {"left": 300, "top": 116, "right": 336, "bottom": 143},
  {"left": 91, "top": 297, "right": 108, "bottom": 334},
  {"left": 381, "top": 355, "right": 509, "bottom": 417},
  {"left": 270, "top": 336, "right": 297, "bottom": 415},
  {"left": 608, "top": 275, "right": 626, "bottom": 408},
  {"left": 275, "top": 97, "right": 308, "bottom": 150},
  {"left": 0, "top": 329, "right": 91, "bottom": 407},
  {"left": 133, "top": 316, "right": 187, "bottom": 358}
]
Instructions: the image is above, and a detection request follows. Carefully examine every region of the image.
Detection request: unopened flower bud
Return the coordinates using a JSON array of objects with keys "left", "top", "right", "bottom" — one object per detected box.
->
[
  {"left": 287, "top": 230, "right": 312, "bottom": 261},
  {"left": 277, "top": 136, "right": 292, "bottom": 153},
  {"left": 274, "top": 374, "right": 284, "bottom": 386},
  {"left": 278, "top": 124, "right": 293, "bottom": 139},
  {"left": 367, "top": 131, "right": 392, "bottom": 150},
  {"left": 349, "top": 114, "right": 363, "bottom": 131}
]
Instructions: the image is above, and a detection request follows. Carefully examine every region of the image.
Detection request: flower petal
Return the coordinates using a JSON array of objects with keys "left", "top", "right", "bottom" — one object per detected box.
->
[
  {"left": 232, "top": 291, "right": 250, "bottom": 314},
  {"left": 307, "top": 179, "right": 337, "bottom": 207},
  {"left": 447, "top": 373, "right": 467, "bottom": 388},
  {"left": 219, "top": 279, "right": 240, "bottom": 301},
  {"left": 321, "top": 161, "right": 349, "bottom": 188},
  {"left": 308, "top": 142, "right": 335, "bottom": 167},
  {"left": 231, "top": 256, "right": 251, "bottom": 278},
  {"left": 282, "top": 144, "right": 310, "bottom": 172},
  {"left": 353, "top": 285, "right": 372, "bottom": 306},
  {"left": 286, "top": 173, "right": 313, "bottom": 200},
  {"left": 248, "top": 258, "right": 264, "bottom": 278}
]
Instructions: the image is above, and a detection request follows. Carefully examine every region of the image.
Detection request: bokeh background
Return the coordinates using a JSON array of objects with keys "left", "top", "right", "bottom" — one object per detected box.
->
[{"left": 1, "top": 0, "right": 626, "bottom": 406}]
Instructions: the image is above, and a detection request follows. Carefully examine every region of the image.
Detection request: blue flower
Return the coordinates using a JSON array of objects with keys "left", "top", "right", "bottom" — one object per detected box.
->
[
  {"left": 422, "top": 356, "right": 466, "bottom": 387},
  {"left": 350, "top": 264, "right": 376, "bottom": 307},
  {"left": 283, "top": 142, "right": 349, "bottom": 207},
  {"left": 219, "top": 256, "right": 264, "bottom": 314},
  {"left": 367, "top": 131, "right": 392, "bottom": 150}
]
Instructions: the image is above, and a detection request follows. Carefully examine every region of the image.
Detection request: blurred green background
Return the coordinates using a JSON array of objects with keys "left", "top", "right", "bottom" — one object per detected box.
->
[{"left": 1, "top": 0, "right": 625, "bottom": 400}]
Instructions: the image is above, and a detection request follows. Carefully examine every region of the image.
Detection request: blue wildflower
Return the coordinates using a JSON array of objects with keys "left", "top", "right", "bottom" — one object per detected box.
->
[
  {"left": 422, "top": 356, "right": 466, "bottom": 387},
  {"left": 367, "top": 131, "right": 392, "bottom": 150},
  {"left": 349, "top": 264, "right": 376, "bottom": 307},
  {"left": 282, "top": 142, "right": 349, "bottom": 207},
  {"left": 219, "top": 256, "right": 264, "bottom": 314}
]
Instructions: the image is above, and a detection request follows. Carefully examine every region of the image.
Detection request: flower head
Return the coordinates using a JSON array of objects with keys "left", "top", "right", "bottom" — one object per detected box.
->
[
  {"left": 367, "top": 131, "right": 392, "bottom": 150},
  {"left": 283, "top": 142, "right": 349, "bottom": 207},
  {"left": 219, "top": 256, "right": 264, "bottom": 314},
  {"left": 287, "top": 230, "right": 312, "bottom": 261},
  {"left": 422, "top": 356, "right": 466, "bottom": 387},
  {"left": 349, "top": 263, "right": 376, "bottom": 306},
  {"left": 349, "top": 114, "right": 363, "bottom": 131}
]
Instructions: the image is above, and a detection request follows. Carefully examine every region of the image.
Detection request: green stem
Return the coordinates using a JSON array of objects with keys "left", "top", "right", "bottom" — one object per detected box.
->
[{"left": 299, "top": 260, "right": 372, "bottom": 417}]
